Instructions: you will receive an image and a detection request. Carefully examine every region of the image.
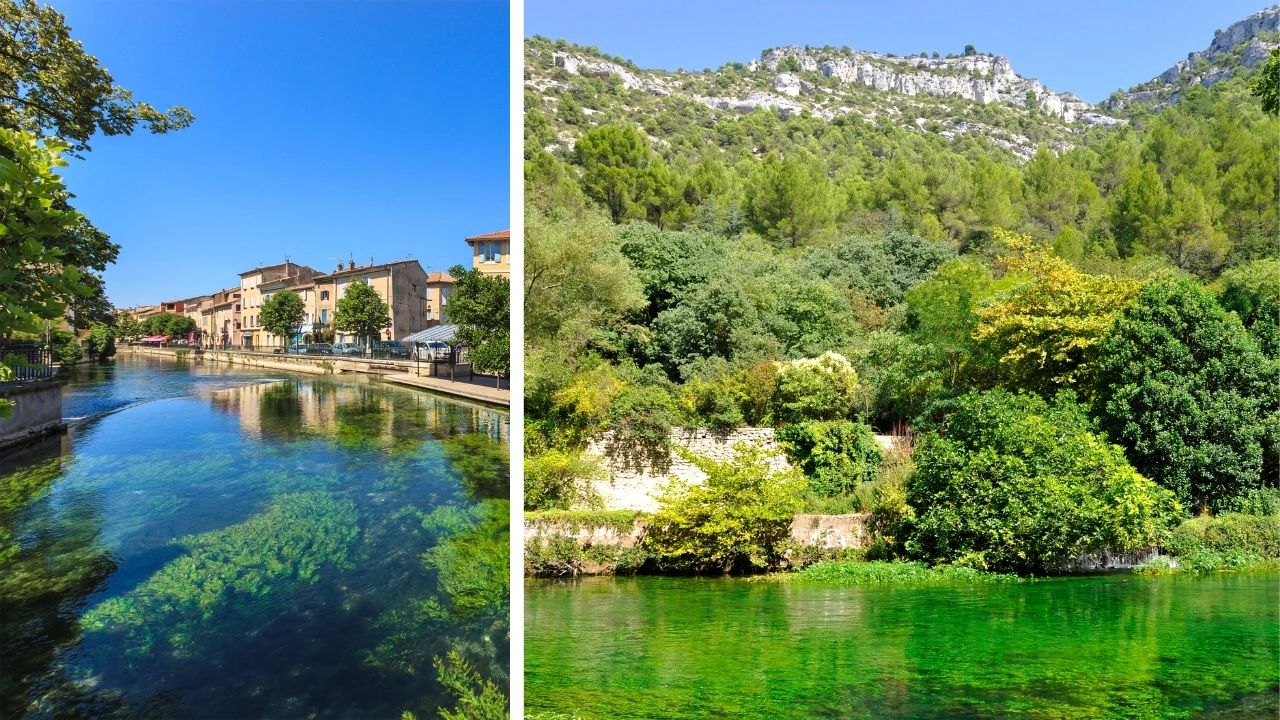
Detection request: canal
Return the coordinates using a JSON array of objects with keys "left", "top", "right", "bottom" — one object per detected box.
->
[
  {"left": 1, "top": 355, "right": 509, "bottom": 719},
  {"left": 525, "top": 573, "right": 1279, "bottom": 719}
]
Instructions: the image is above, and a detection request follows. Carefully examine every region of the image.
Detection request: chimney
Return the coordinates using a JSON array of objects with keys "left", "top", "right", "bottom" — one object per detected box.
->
[{"left": 348, "top": 259, "right": 355, "bottom": 270}]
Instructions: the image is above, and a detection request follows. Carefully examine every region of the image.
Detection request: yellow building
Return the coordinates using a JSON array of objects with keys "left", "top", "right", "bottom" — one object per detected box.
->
[
  {"left": 424, "top": 271, "right": 454, "bottom": 325},
  {"left": 313, "top": 259, "right": 432, "bottom": 344},
  {"left": 239, "top": 261, "right": 318, "bottom": 350},
  {"left": 465, "top": 229, "right": 510, "bottom": 278},
  {"left": 200, "top": 287, "right": 242, "bottom": 349}
]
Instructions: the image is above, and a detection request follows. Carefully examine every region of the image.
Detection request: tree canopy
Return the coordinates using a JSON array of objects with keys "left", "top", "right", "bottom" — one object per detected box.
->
[
  {"left": 447, "top": 265, "right": 510, "bottom": 377},
  {"left": 259, "top": 290, "right": 306, "bottom": 345},
  {"left": 0, "top": 0, "right": 194, "bottom": 153},
  {"left": 333, "top": 281, "right": 391, "bottom": 346}
]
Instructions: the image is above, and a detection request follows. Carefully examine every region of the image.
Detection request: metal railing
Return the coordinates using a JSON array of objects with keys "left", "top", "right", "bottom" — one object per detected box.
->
[{"left": 0, "top": 343, "right": 59, "bottom": 381}]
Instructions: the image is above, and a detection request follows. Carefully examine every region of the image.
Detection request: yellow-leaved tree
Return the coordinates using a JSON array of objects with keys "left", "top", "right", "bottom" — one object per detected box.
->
[{"left": 974, "top": 229, "right": 1138, "bottom": 394}]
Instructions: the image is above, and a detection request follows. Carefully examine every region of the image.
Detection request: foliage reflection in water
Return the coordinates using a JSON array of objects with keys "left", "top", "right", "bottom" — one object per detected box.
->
[
  {"left": 525, "top": 573, "right": 1279, "bottom": 719},
  {"left": 0, "top": 356, "right": 509, "bottom": 719}
]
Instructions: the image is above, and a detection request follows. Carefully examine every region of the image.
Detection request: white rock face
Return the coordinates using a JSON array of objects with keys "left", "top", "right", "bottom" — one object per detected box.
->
[
  {"left": 752, "top": 45, "right": 1099, "bottom": 123},
  {"left": 552, "top": 52, "right": 643, "bottom": 89},
  {"left": 1243, "top": 37, "right": 1275, "bottom": 68},
  {"left": 773, "top": 73, "right": 802, "bottom": 96},
  {"left": 1110, "top": 7, "right": 1279, "bottom": 109}
]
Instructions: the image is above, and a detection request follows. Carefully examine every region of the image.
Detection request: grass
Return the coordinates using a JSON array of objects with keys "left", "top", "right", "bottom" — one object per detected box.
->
[
  {"left": 786, "top": 560, "right": 1023, "bottom": 585},
  {"left": 524, "top": 509, "right": 642, "bottom": 534}
]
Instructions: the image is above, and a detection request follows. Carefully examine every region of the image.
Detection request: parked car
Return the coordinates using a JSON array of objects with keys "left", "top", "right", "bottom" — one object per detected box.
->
[
  {"left": 376, "top": 341, "right": 411, "bottom": 359},
  {"left": 276, "top": 343, "right": 308, "bottom": 354},
  {"left": 306, "top": 343, "right": 335, "bottom": 356},
  {"left": 332, "top": 342, "right": 363, "bottom": 357},
  {"left": 412, "top": 340, "right": 452, "bottom": 362}
]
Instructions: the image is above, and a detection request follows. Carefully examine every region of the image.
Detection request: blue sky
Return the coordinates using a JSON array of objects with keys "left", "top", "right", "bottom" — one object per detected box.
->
[
  {"left": 54, "top": 0, "right": 509, "bottom": 308},
  {"left": 526, "top": 1, "right": 1269, "bottom": 103}
]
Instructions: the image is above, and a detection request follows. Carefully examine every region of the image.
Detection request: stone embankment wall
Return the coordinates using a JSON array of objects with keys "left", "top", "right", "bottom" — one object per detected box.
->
[
  {"left": 123, "top": 346, "right": 397, "bottom": 376},
  {"left": 586, "top": 427, "right": 895, "bottom": 512},
  {"left": 0, "top": 380, "right": 64, "bottom": 450},
  {"left": 524, "top": 512, "right": 869, "bottom": 575}
]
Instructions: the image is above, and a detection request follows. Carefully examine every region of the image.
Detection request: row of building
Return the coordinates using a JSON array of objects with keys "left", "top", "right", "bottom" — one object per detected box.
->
[{"left": 125, "top": 229, "right": 510, "bottom": 350}]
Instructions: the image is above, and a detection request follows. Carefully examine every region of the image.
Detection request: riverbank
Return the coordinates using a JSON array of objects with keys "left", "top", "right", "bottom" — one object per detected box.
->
[{"left": 120, "top": 345, "right": 509, "bottom": 407}]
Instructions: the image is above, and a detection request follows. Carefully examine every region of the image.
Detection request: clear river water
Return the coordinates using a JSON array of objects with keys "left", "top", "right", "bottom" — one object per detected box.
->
[
  {"left": 525, "top": 573, "right": 1279, "bottom": 719},
  {"left": 0, "top": 355, "right": 509, "bottom": 719}
]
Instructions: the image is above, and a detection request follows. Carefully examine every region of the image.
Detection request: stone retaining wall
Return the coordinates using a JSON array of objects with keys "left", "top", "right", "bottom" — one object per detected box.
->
[
  {"left": 524, "top": 512, "right": 870, "bottom": 575},
  {"left": 0, "top": 380, "right": 64, "bottom": 450},
  {"left": 586, "top": 427, "right": 897, "bottom": 512},
  {"left": 123, "top": 346, "right": 395, "bottom": 376}
]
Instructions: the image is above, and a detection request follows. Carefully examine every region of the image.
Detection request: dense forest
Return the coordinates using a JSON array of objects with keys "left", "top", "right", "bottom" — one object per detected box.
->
[{"left": 524, "top": 37, "right": 1280, "bottom": 575}]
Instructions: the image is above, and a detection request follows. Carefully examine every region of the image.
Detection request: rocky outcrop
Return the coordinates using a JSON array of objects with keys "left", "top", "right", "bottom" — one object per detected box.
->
[
  {"left": 1107, "top": 6, "right": 1279, "bottom": 110},
  {"left": 761, "top": 45, "right": 1099, "bottom": 122}
]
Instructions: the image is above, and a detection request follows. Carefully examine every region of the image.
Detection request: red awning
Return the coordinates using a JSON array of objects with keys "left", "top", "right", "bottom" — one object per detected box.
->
[{"left": 140, "top": 335, "right": 171, "bottom": 343}]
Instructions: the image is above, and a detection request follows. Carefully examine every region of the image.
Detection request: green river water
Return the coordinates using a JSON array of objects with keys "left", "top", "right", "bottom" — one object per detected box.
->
[
  {"left": 0, "top": 355, "right": 509, "bottom": 719},
  {"left": 525, "top": 573, "right": 1279, "bottom": 719}
]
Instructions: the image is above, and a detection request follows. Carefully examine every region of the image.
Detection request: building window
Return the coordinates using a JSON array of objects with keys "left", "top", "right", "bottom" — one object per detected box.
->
[
  {"left": 321, "top": 290, "right": 329, "bottom": 301},
  {"left": 478, "top": 241, "right": 502, "bottom": 263}
]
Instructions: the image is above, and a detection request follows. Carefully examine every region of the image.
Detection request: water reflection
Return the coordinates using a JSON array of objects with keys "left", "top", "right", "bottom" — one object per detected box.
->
[{"left": 0, "top": 359, "right": 509, "bottom": 719}]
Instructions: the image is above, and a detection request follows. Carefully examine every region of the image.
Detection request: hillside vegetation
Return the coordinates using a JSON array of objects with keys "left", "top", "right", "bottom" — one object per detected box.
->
[{"left": 524, "top": 27, "right": 1280, "bottom": 574}]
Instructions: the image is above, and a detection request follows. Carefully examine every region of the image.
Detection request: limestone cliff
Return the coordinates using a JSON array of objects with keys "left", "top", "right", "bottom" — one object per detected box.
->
[{"left": 1106, "top": 6, "right": 1279, "bottom": 111}]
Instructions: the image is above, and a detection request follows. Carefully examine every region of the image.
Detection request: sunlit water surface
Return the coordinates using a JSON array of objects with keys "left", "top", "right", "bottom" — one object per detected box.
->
[
  {"left": 1, "top": 355, "right": 509, "bottom": 719},
  {"left": 526, "top": 572, "right": 1279, "bottom": 719}
]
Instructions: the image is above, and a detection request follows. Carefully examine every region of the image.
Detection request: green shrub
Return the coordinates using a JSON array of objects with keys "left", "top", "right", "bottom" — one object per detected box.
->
[
  {"left": 642, "top": 445, "right": 805, "bottom": 573},
  {"left": 907, "top": 390, "right": 1181, "bottom": 574},
  {"left": 768, "top": 352, "right": 859, "bottom": 425},
  {"left": 1167, "top": 513, "right": 1280, "bottom": 558},
  {"left": 1223, "top": 488, "right": 1280, "bottom": 517},
  {"left": 867, "top": 443, "right": 915, "bottom": 547},
  {"left": 524, "top": 509, "right": 640, "bottom": 534},
  {"left": 1090, "top": 280, "right": 1278, "bottom": 512},
  {"left": 524, "top": 449, "right": 605, "bottom": 511},
  {"left": 793, "top": 560, "right": 1021, "bottom": 585},
  {"left": 85, "top": 322, "right": 116, "bottom": 360},
  {"left": 777, "top": 420, "right": 882, "bottom": 497}
]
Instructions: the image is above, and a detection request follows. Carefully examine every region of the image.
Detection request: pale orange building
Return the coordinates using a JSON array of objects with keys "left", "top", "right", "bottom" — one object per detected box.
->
[
  {"left": 465, "top": 229, "right": 510, "bottom": 278},
  {"left": 313, "top": 259, "right": 433, "bottom": 344}
]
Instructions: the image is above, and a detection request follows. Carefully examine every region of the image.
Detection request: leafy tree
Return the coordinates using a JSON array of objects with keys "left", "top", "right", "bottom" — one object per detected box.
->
[
  {"left": 141, "top": 312, "right": 196, "bottom": 339},
  {"left": 907, "top": 390, "right": 1180, "bottom": 573},
  {"left": 524, "top": 449, "right": 604, "bottom": 511},
  {"left": 777, "top": 420, "right": 882, "bottom": 498},
  {"left": 746, "top": 155, "right": 845, "bottom": 248},
  {"left": 333, "top": 280, "right": 391, "bottom": 347},
  {"left": 1253, "top": 47, "right": 1280, "bottom": 116},
  {"left": 0, "top": 129, "right": 90, "bottom": 339},
  {"left": 113, "top": 311, "right": 142, "bottom": 342},
  {"left": 447, "top": 265, "right": 510, "bottom": 379},
  {"left": 0, "top": 0, "right": 193, "bottom": 153},
  {"left": 258, "top": 289, "right": 306, "bottom": 347},
  {"left": 573, "top": 123, "right": 652, "bottom": 222},
  {"left": 1090, "top": 280, "right": 1279, "bottom": 511},
  {"left": 1109, "top": 162, "right": 1166, "bottom": 257},
  {"left": 643, "top": 445, "right": 805, "bottom": 573},
  {"left": 963, "top": 44, "right": 977, "bottom": 56},
  {"left": 1159, "top": 176, "right": 1227, "bottom": 275},
  {"left": 1218, "top": 258, "right": 1280, "bottom": 356},
  {"left": 524, "top": 204, "right": 643, "bottom": 347},
  {"left": 85, "top": 322, "right": 115, "bottom": 361},
  {"left": 974, "top": 229, "right": 1138, "bottom": 394},
  {"left": 769, "top": 352, "right": 860, "bottom": 425}
]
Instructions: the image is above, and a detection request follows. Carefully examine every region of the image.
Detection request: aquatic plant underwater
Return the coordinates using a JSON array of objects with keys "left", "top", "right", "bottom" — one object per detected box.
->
[{"left": 0, "top": 359, "right": 509, "bottom": 719}]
